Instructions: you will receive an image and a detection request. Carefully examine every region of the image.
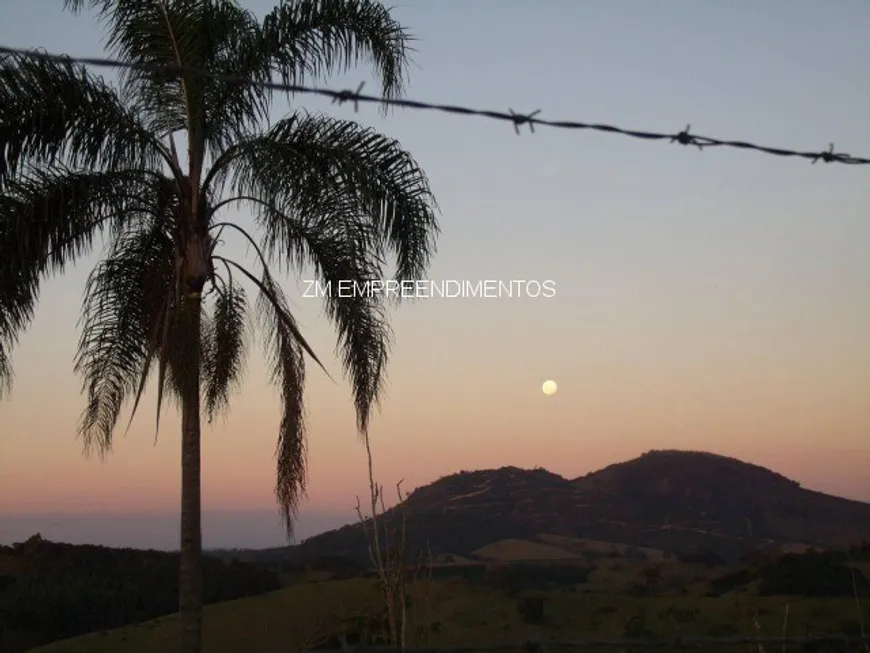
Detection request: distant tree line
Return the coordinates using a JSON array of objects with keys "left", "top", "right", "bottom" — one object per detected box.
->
[
  {"left": 0, "top": 535, "right": 280, "bottom": 653},
  {"left": 710, "top": 545, "right": 870, "bottom": 597}
]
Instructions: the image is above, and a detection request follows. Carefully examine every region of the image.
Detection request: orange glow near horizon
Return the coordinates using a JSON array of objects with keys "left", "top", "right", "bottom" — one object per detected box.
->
[{"left": 3, "top": 284, "right": 869, "bottom": 520}]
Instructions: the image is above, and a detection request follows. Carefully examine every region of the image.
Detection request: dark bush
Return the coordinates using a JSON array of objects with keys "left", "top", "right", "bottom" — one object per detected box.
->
[
  {"left": 623, "top": 546, "right": 647, "bottom": 561},
  {"left": 486, "top": 562, "right": 592, "bottom": 596},
  {"left": 517, "top": 597, "right": 544, "bottom": 624},
  {"left": 709, "top": 568, "right": 755, "bottom": 596},
  {"left": 675, "top": 546, "right": 728, "bottom": 567},
  {"left": 624, "top": 582, "right": 652, "bottom": 597},
  {"left": 757, "top": 552, "right": 870, "bottom": 597},
  {"left": 429, "top": 563, "right": 487, "bottom": 583},
  {"left": 710, "top": 550, "right": 870, "bottom": 598},
  {"left": 0, "top": 575, "right": 16, "bottom": 592}
]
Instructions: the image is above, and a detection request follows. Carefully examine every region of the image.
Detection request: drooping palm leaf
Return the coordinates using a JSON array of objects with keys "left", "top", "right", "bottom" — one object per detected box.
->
[
  {"left": 206, "top": 110, "right": 438, "bottom": 431},
  {"left": 257, "top": 269, "right": 307, "bottom": 533},
  {"left": 75, "top": 218, "right": 175, "bottom": 453},
  {"left": 0, "top": 51, "right": 169, "bottom": 182},
  {"left": 260, "top": 203, "right": 392, "bottom": 434},
  {"left": 261, "top": 0, "right": 412, "bottom": 101},
  {"left": 64, "top": 0, "right": 206, "bottom": 138},
  {"left": 0, "top": 167, "right": 163, "bottom": 394},
  {"left": 202, "top": 277, "right": 248, "bottom": 421},
  {"left": 213, "top": 111, "right": 438, "bottom": 284}
]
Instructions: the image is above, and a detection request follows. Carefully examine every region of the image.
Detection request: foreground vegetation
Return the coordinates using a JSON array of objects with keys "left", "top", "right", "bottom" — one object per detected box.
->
[
  {"left": 11, "top": 538, "right": 869, "bottom": 653},
  {"left": 26, "top": 586, "right": 870, "bottom": 653},
  {"left": 0, "top": 536, "right": 280, "bottom": 652}
]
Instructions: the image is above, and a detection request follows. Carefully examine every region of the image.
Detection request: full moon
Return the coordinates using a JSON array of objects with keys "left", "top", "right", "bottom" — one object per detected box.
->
[{"left": 542, "top": 380, "right": 558, "bottom": 396}]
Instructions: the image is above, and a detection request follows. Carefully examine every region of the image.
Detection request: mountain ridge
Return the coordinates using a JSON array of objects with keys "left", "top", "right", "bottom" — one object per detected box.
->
[{"left": 283, "top": 449, "right": 870, "bottom": 565}]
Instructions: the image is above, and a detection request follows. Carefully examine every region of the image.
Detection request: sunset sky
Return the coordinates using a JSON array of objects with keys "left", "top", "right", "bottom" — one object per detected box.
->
[{"left": 1, "top": 0, "right": 868, "bottom": 550}]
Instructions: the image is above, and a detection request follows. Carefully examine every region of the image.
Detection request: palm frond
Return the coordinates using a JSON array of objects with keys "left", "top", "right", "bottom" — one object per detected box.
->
[
  {"left": 262, "top": 0, "right": 413, "bottom": 103},
  {"left": 0, "top": 167, "right": 163, "bottom": 394},
  {"left": 202, "top": 277, "right": 248, "bottom": 422},
  {"left": 63, "top": 0, "right": 201, "bottom": 139},
  {"left": 0, "top": 51, "right": 167, "bottom": 182},
  {"left": 216, "top": 255, "right": 332, "bottom": 378},
  {"left": 254, "top": 199, "right": 392, "bottom": 433},
  {"left": 1, "top": 167, "right": 160, "bottom": 274},
  {"left": 0, "top": 227, "right": 37, "bottom": 397},
  {"left": 256, "top": 268, "right": 307, "bottom": 536},
  {"left": 328, "top": 288, "right": 392, "bottom": 434},
  {"left": 194, "top": 5, "right": 274, "bottom": 156},
  {"left": 0, "top": 260, "right": 27, "bottom": 397},
  {"left": 61, "top": 0, "right": 94, "bottom": 12},
  {"left": 214, "top": 111, "right": 439, "bottom": 283},
  {"left": 64, "top": 0, "right": 272, "bottom": 164},
  {"left": 0, "top": 342, "right": 11, "bottom": 399},
  {"left": 208, "top": 110, "right": 438, "bottom": 432},
  {"left": 75, "top": 219, "right": 175, "bottom": 454}
]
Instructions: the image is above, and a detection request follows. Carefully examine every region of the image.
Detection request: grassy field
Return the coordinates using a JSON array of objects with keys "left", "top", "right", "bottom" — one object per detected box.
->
[
  {"left": 472, "top": 535, "right": 673, "bottom": 563},
  {"left": 31, "top": 555, "right": 870, "bottom": 653},
  {"left": 535, "top": 535, "right": 668, "bottom": 560},
  {"left": 473, "top": 538, "right": 581, "bottom": 561}
]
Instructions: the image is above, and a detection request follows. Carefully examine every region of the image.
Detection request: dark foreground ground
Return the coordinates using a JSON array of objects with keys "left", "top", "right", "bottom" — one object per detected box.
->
[{"left": 5, "top": 535, "right": 869, "bottom": 653}]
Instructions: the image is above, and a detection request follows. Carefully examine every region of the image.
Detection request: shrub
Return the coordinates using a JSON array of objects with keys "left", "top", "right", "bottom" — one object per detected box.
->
[{"left": 517, "top": 597, "right": 544, "bottom": 624}]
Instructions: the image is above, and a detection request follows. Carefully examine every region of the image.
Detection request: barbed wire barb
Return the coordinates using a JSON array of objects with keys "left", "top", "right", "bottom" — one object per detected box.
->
[
  {"left": 0, "top": 45, "right": 868, "bottom": 165},
  {"left": 812, "top": 142, "right": 838, "bottom": 165},
  {"left": 332, "top": 81, "right": 366, "bottom": 112},
  {"left": 671, "top": 124, "right": 704, "bottom": 151},
  {"left": 508, "top": 109, "right": 541, "bottom": 135}
]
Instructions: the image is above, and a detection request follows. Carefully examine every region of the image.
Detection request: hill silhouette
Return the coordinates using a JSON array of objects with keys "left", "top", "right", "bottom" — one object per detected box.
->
[{"left": 281, "top": 450, "right": 870, "bottom": 565}]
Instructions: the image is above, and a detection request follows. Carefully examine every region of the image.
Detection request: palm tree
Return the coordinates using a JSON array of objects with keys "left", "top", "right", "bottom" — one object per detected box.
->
[{"left": 0, "top": 1, "right": 438, "bottom": 651}]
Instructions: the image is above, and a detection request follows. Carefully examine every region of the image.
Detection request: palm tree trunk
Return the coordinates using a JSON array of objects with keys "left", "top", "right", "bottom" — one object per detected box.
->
[{"left": 179, "top": 290, "right": 203, "bottom": 653}]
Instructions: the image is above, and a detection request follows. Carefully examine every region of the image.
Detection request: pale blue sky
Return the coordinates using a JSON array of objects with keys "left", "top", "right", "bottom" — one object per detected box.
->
[{"left": 1, "top": 1, "right": 868, "bottom": 549}]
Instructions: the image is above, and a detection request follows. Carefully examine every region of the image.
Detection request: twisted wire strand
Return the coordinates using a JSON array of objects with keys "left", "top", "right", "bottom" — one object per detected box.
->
[{"left": 1, "top": 45, "right": 867, "bottom": 166}]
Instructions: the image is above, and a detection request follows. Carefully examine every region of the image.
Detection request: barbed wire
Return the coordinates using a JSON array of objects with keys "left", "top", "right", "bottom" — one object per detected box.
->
[
  {"left": 301, "top": 633, "right": 870, "bottom": 652},
  {"left": 1, "top": 45, "right": 868, "bottom": 167}
]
